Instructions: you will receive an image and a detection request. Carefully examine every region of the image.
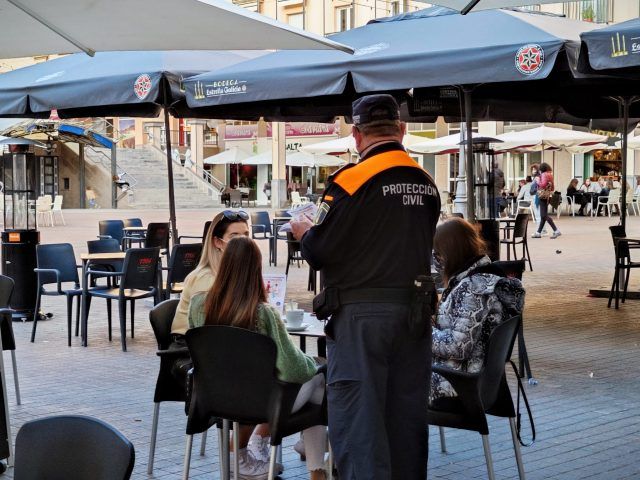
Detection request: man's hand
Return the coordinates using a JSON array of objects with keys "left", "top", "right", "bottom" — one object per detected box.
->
[{"left": 290, "top": 217, "right": 314, "bottom": 240}]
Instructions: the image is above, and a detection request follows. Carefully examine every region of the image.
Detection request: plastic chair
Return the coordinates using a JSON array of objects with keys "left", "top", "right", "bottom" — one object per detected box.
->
[
  {"left": 87, "top": 239, "right": 124, "bottom": 289},
  {"left": 178, "top": 221, "right": 212, "bottom": 244},
  {"left": 51, "top": 195, "right": 65, "bottom": 226},
  {"left": 98, "top": 220, "right": 125, "bottom": 249},
  {"left": 183, "top": 326, "right": 328, "bottom": 480},
  {"left": 163, "top": 243, "right": 203, "bottom": 300},
  {"left": 35, "top": 196, "right": 53, "bottom": 227},
  {"left": 85, "top": 247, "right": 160, "bottom": 351},
  {"left": 428, "top": 316, "right": 525, "bottom": 480},
  {"left": 32, "top": 243, "right": 82, "bottom": 347},
  {"left": 144, "top": 222, "right": 170, "bottom": 253},
  {"left": 499, "top": 213, "right": 532, "bottom": 271},
  {"left": 621, "top": 189, "right": 634, "bottom": 216},
  {"left": 608, "top": 226, "right": 640, "bottom": 309},
  {"left": 229, "top": 190, "right": 242, "bottom": 207},
  {"left": 632, "top": 193, "right": 640, "bottom": 216},
  {"left": 290, "top": 191, "right": 308, "bottom": 208},
  {"left": 285, "top": 232, "right": 304, "bottom": 276},
  {"left": 0, "top": 275, "right": 21, "bottom": 405},
  {"left": 593, "top": 189, "right": 620, "bottom": 217},
  {"left": 147, "top": 300, "right": 206, "bottom": 474},
  {"left": 14, "top": 415, "right": 135, "bottom": 480},
  {"left": 123, "top": 218, "right": 145, "bottom": 248}
]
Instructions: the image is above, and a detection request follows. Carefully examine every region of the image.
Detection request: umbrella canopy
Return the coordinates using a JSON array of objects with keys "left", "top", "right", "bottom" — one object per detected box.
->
[
  {"left": 0, "top": 119, "right": 114, "bottom": 149},
  {"left": 0, "top": 0, "right": 352, "bottom": 58},
  {"left": 0, "top": 50, "right": 267, "bottom": 118},
  {"left": 578, "top": 18, "right": 640, "bottom": 74},
  {"left": 241, "top": 151, "right": 274, "bottom": 165},
  {"left": 286, "top": 151, "right": 346, "bottom": 167},
  {"left": 302, "top": 133, "right": 424, "bottom": 154},
  {"left": 427, "top": 1, "right": 571, "bottom": 15},
  {"left": 492, "top": 126, "right": 608, "bottom": 152},
  {"left": 184, "top": 7, "right": 594, "bottom": 119},
  {"left": 204, "top": 146, "right": 252, "bottom": 165},
  {"left": 409, "top": 132, "right": 486, "bottom": 155}
]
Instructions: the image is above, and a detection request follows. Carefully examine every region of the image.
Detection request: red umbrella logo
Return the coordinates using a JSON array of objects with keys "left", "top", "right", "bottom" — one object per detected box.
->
[{"left": 515, "top": 44, "right": 544, "bottom": 76}]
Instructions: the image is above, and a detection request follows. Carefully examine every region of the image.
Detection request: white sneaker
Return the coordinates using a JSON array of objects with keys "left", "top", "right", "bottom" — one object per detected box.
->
[
  {"left": 229, "top": 448, "right": 270, "bottom": 480},
  {"left": 541, "top": 229, "right": 549, "bottom": 236},
  {"left": 531, "top": 232, "right": 541, "bottom": 238},
  {"left": 550, "top": 230, "right": 562, "bottom": 239},
  {"left": 247, "top": 435, "right": 284, "bottom": 475}
]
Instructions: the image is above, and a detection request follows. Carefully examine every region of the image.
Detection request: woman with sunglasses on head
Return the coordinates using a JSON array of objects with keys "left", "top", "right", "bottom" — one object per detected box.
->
[
  {"left": 189, "top": 236, "right": 328, "bottom": 480},
  {"left": 430, "top": 218, "right": 525, "bottom": 404}
]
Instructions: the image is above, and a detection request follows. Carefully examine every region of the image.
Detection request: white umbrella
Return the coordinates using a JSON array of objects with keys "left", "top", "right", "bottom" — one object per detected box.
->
[
  {"left": 492, "top": 126, "right": 608, "bottom": 152},
  {"left": 622, "top": 136, "right": 640, "bottom": 150},
  {"left": 408, "top": 132, "right": 484, "bottom": 155},
  {"left": 565, "top": 143, "right": 615, "bottom": 155},
  {"left": 204, "top": 146, "right": 251, "bottom": 165},
  {"left": 302, "top": 133, "right": 424, "bottom": 155},
  {"left": 242, "top": 151, "right": 274, "bottom": 165},
  {"left": 286, "top": 151, "right": 346, "bottom": 167},
  {"left": 0, "top": 0, "right": 353, "bottom": 58}
]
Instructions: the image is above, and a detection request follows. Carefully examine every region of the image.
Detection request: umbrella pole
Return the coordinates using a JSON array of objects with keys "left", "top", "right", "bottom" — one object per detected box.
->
[
  {"left": 620, "top": 97, "right": 630, "bottom": 230},
  {"left": 162, "top": 83, "right": 179, "bottom": 245},
  {"left": 463, "top": 87, "right": 475, "bottom": 221}
]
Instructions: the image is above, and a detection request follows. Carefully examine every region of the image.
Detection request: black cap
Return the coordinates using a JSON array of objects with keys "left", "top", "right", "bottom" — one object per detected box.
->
[{"left": 352, "top": 94, "right": 400, "bottom": 126}]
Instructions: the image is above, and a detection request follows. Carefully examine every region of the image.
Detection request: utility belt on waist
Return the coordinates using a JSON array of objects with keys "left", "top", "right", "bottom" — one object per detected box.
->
[{"left": 313, "top": 287, "right": 412, "bottom": 320}]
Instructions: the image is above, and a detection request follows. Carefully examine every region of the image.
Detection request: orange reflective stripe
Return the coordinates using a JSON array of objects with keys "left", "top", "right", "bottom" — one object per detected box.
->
[
  {"left": 333, "top": 150, "right": 427, "bottom": 196},
  {"left": 324, "top": 195, "right": 334, "bottom": 202}
]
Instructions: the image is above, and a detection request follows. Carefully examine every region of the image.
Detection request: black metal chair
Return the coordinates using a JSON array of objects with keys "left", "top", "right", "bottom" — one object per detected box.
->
[
  {"left": 14, "top": 415, "right": 135, "bottom": 480},
  {"left": 147, "top": 299, "right": 207, "bottom": 474},
  {"left": 428, "top": 316, "right": 525, "bottom": 480},
  {"left": 87, "top": 238, "right": 124, "bottom": 288},
  {"left": 251, "top": 211, "right": 275, "bottom": 264},
  {"left": 493, "top": 260, "right": 535, "bottom": 383},
  {"left": 163, "top": 243, "right": 203, "bottom": 300},
  {"left": 184, "top": 326, "right": 328, "bottom": 479},
  {"left": 85, "top": 247, "right": 160, "bottom": 351},
  {"left": 178, "top": 220, "right": 212, "bottom": 244},
  {"left": 98, "top": 220, "right": 125, "bottom": 250},
  {"left": 499, "top": 213, "right": 532, "bottom": 271},
  {"left": 32, "top": 243, "right": 82, "bottom": 347},
  {"left": 285, "top": 232, "right": 304, "bottom": 276},
  {"left": 0, "top": 275, "right": 21, "bottom": 405},
  {"left": 608, "top": 225, "right": 640, "bottom": 309}
]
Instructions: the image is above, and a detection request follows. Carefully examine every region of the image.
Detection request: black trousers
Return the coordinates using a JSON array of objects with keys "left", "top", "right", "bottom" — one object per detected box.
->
[
  {"left": 537, "top": 199, "right": 557, "bottom": 233},
  {"left": 326, "top": 303, "right": 430, "bottom": 480}
]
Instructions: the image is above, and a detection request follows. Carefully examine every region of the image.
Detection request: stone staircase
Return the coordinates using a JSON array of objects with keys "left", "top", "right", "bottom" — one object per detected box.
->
[{"left": 112, "top": 146, "right": 221, "bottom": 209}]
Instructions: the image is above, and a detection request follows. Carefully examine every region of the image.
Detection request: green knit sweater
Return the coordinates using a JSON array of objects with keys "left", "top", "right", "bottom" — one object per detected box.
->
[{"left": 188, "top": 293, "right": 317, "bottom": 384}]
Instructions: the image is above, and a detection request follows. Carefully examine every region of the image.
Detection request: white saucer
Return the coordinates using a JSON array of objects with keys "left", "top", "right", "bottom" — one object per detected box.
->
[{"left": 286, "top": 323, "right": 309, "bottom": 332}]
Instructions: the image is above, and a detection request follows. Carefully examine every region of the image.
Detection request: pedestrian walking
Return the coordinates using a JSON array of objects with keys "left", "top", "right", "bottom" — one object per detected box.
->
[
  {"left": 291, "top": 94, "right": 440, "bottom": 480},
  {"left": 532, "top": 162, "right": 561, "bottom": 239}
]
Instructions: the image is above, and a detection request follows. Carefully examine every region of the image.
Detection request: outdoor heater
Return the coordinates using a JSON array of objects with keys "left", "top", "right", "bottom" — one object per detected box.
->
[
  {"left": 470, "top": 137, "right": 502, "bottom": 261},
  {"left": 1, "top": 138, "right": 40, "bottom": 320}
]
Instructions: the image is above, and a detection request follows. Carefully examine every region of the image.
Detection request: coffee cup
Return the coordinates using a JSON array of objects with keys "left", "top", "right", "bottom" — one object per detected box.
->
[{"left": 286, "top": 309, "right": 304, "bottom": 328}]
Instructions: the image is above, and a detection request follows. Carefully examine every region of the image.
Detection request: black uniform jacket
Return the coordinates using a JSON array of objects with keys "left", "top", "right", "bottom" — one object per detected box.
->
[{"left": 301, "top": 142, "right": 440, "bottom": 291}]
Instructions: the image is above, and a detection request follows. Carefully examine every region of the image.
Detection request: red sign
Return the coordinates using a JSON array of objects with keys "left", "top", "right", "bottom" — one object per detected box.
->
[
  {"left": 225, "top": 124, "right": 258, "bottom": 140},
  {"left": 225, "top": 121, "right": 339, "bottom": 140}
]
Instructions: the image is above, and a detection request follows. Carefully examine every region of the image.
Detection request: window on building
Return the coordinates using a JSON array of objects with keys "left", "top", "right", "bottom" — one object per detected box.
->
[
  {"left": 390, "top": 1, "right": 401, "bottom": 16},
  {"left": 564, "top": 0, "right": 611, "bottom": 23},
  {"left": 336, "top": 6, "right": 353, "bottom": 32},
  {"left": 288, "top": 13, "right": 304, "bottom": 29}
]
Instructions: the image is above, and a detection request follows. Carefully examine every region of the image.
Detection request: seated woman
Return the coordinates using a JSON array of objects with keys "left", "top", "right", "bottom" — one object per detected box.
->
[
  {"left": 189, "top": 236, "right": 328, "bottom": 480},
  {"left": 430, "top": 218, "right": 525, "bottom": 403},
  {"left": 567, "top": 178, "right": 588, "bottom": 216}
]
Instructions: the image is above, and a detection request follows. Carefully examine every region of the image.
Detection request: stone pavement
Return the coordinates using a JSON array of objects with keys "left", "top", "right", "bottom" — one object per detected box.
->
[{"left": 0, "top": 208, "right": 639, "bottom": 479}]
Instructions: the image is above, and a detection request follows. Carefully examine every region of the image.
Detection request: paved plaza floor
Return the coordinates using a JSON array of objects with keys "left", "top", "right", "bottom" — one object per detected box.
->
[{"left": 0, "top": 208, "right": 638, "bottom": 479}]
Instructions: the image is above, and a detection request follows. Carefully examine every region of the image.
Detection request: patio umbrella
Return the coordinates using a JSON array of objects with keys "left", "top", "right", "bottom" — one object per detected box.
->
[
  {"left": 0, "top": 0, "right": 353, "bottom": 58},
  {"left": 492, "top": 126, "right": 607, "bottom": 152},
  {"left": 302, "top": 133, "right": 425, "bottom": 154},
  {"left": 241, "top": 151, "right": 274, "bottom": 165},
  {"left": 409, "top": 132, "right": 485, "bottom": 155},
  {"left": 204, "top": 146, "right": 252, "bottom": 165},
  {"left": 286, "top": 151, "right": 346, "bottom": 167}
]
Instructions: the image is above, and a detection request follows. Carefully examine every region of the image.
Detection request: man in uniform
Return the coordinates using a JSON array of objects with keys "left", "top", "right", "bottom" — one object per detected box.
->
[{"left": 291, "top": 94, "right": 440, "bottom": 479}]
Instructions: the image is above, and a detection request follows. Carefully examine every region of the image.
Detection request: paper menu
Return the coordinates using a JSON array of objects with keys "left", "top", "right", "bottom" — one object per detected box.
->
[{"left": 264, "top": 273, "right": 287, "bottom": 316}]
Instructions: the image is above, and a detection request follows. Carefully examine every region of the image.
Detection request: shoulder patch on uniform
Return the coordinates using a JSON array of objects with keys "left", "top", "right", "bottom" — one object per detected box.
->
[
  {"left": 324, "top": 195, "right": 334, "bottom": 202},
  {"left": 333, "top": 150, "right": 427, "bottom": 196}
]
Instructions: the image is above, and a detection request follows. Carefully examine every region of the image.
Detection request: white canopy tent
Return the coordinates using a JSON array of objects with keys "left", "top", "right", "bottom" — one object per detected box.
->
[
  {"left": 492, "top": 126, "right": 608, "bottom": 152},
  {"left": 287, "top": 151, "right": 346, "bottom": 167},
  {"left": 408, "top": 132, "right": 485, "bottom": 155},
  {"left": 0, "top": 0, "right": 353, "bottom": 58},
  {"left": 240, "top": 151, "right": 274, "bottom": 165},
  {"left": 203, "top": 146, "right": 252, "bottom": 165},
  {"left": 302, "top": 133, "right": 425, "bottom": 155}
]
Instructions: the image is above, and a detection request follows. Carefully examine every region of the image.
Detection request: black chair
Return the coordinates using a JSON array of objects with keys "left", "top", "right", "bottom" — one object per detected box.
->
[
  {"left": 285, "top": 232, "right": 304, "bottom": 276},
  {"left": 32, "top": 243, "right": 82, "bottom": 347},
  {"left": 184, "top": 326, "right": 328, "bottom": 479},
  {"left": 0, "top": 275, "right": 21, "bottom": 405},
  {"left": 248, "top": 188, "right": 257, "bottom": 207},
  {"left": 499, "top": 213, "right": 532, "bottom": 271},
  {"left": 229, "top": 190, "right": 242, "bottom": 207},
  {"left": 163, "top": 243, "right": 203, "bottom": 300},
  {"left": 428, "top": 316, "right": 525, "bottom": 480},
  {"left": 85, "top": 247, "right": 160, "bottom": 351},
  {"left": 608, "top": 226, "right": 640, "bottom": 309},
  {"left": 14, "top": 415, "right": 135, "bottom": 480},
  {"left": 178, "top": 220, "right": 212, "bottom": 244},
  {"left": 144, "top": 222, "right": 170, "bottom": 252},
  {"left": 98, "top": 220, "right": 125, "bottom": 250},
  {"left": 493, "top": 260, "right": 535, "bottom": 383},
  {"left": 87, "top": 238, "right": 124, "bottom": 288},
  {"left": 123, "top": 218, "right": 145, "bottom": 248},
  {"left": 251, "top": 211, "right": 275, "bottom": 264},
  {"left": 147, "top": 300, "right": 207, "bottom": 474}
]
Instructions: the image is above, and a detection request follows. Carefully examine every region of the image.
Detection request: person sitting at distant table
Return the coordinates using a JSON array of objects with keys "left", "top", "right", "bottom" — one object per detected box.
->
[{"left": 567, "top": 178, "right": 588, "bottom": 216}]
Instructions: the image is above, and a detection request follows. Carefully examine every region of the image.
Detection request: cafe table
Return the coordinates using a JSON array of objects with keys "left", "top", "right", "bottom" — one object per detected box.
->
[
  {"left": 285, "top": 312, "right": 326, "bottom": 357},
  {"left": 79, "top": 252, "right": 126, "bottom": 346},
  {"left": 498, "top": 216, "right": 517, "bottom": 240}
]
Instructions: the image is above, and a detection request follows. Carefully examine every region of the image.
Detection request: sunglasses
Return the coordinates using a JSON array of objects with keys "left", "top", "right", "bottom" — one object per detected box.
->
[{"left": 221, "top": 210, "right": 249, "bottom": 221}]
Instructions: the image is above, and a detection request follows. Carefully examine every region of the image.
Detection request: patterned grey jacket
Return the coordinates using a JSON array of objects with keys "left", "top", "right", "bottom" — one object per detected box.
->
[{"left": 430, "top": 256, "right": 525, "bottom": 402}]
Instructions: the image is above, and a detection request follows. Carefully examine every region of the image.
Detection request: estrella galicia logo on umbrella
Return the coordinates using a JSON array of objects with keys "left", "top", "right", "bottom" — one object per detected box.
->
[
  {"left": 610, "top": 32, "right": 629, "bottom": 57},
  {"left": 515, "top": 44, "right": 544, "bottom": 76},
  {"left": 195, "top": 79, "right": 248, "bottom": 99},
  {"left": 133, "top": 74, "right": 152, "bottom": 100}
]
